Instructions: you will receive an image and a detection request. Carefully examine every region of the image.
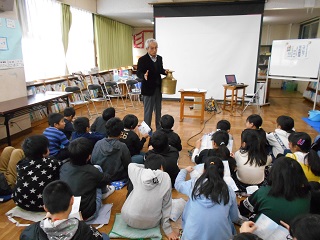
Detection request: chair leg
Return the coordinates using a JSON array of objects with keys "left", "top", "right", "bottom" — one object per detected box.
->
[
  {"left": 85, "top": 103, "right": 93, "bottom": 118},
  {"left": 121, "top": 96, "right": 126, "bottom": 110},
  {"left": 128, "top": 94, "right": 135, "bottom": 109},
  {"left": 91, "top": 101, "right": 99, "bottom": 115}
]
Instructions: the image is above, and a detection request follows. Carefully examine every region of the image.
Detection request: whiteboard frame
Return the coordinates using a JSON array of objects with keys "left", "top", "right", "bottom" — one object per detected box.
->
[
  {"left": 267, "top": 67, "right": 320, "bottom": 110},
  {"left": 268, "top": 39, "right": 320, "bottom": 110}
]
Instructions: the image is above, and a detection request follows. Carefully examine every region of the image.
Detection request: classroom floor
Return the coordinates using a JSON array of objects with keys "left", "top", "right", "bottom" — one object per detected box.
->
[{"left": 0, "top": 88, "right": 318, "bottom": 239}]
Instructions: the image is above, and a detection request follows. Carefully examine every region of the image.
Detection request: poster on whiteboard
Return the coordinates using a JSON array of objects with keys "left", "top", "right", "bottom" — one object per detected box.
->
[
  {"left": 0, "top": 18, "right": 24, "bottom": 69},
  {"left": 285, "top": 43, "right": 310, "bottom": 59}
]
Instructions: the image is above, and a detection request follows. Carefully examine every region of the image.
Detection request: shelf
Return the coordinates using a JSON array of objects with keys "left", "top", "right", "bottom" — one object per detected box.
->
[{"left": 304, "top": 96, "right": 320, "bottom": 107}]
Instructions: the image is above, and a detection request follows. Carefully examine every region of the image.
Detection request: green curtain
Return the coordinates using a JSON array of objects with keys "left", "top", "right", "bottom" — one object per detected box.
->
[
  {"left": 94, "top": 15, "right": 133, "bottom": 70},
  {"left": 61, "top": 4, "right": 72, "bottom": 74}
]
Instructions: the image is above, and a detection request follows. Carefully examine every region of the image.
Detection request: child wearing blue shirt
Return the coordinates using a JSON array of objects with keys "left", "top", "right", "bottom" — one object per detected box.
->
[
  {"left": 43, "top": 113, "right": 69, "bottom": 160},
  {"left": 71, "top": 117, "right": 104, "bottom": 145}
]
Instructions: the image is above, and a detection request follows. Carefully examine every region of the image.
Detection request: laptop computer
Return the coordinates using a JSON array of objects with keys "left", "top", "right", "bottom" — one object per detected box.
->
[{"left": 225, "top": 74, "right": 243, "bottom": 86}]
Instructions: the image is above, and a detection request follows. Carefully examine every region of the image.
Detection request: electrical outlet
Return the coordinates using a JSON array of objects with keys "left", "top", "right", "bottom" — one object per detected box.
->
[{"left": 10, "top": 122, "right": 14, "bottom": 127}]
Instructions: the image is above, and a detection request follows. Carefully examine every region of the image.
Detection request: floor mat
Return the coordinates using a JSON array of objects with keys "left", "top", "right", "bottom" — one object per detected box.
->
[
  {"left": 109, "top": 213, "right": 162, "bottom": 239},
  {"left": 302, "top": 117, "right": 320, "bottom": 133}
]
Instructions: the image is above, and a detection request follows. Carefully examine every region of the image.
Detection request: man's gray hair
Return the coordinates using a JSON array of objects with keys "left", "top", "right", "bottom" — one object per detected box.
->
[{"left": 145, "top": 38, "right": 157, "bottom": 49}]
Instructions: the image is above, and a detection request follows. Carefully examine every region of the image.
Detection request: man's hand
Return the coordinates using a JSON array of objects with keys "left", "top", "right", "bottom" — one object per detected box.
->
[
  {"left": 144, "top": 70, "right": 149, "bottom": 80},
  {"left": 166, "top": 231, "right": 179, "bottom": 240},
  {"left": 240, "top": 221, "right": 257, "bottom": 233},
  {"left": 185, "top": 166, "right": 194, "bottom": 173},
  {"left": 165, "top": 69, "right": 169, "bottom": 75}
]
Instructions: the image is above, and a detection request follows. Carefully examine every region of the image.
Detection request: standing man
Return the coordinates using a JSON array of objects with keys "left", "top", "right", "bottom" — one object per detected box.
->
[{"left": 137, "top": 38, "right": 168, "bottom": 131}]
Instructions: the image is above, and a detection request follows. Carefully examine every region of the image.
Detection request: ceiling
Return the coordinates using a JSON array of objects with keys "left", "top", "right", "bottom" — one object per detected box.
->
[{"left": 96, "top": 0, "right": 320, "bottom": 28}]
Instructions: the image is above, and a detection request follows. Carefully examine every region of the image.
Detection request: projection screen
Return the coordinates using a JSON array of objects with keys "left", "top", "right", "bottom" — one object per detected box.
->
[{"left": 154, "top": 2, "right": 264, "bottom": 100}]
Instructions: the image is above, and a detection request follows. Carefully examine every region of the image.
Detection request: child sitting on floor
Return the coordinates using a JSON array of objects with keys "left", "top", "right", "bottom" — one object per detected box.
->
[
  {"left": 194, "top": 130, "right": 236, "bottom": 174},
  {"left": 266, "top": 115, "right": 294, "bottom": 159},
  {"left": 43, "top": 113, "right": 70, "bottom": 160},
  {"left": 246, "top": 114, "right": 268, "bottom": 153},
  {"left": 120, "top": 114, "right": 149, "bottom": 164},
  {"left": 286, "top": 132, "right": 320, "bottom": 182},
  {"left": 175, "top": 156, "right": 239, "bottom": 240},
  {"left": 91, "top": 107, "right": 115, "bottom": 136},
  {"left": 91, "top": 117, "right": 131, "bottom": 182},
  {"left": 60, "top": 137, "right": 114, "bottom": 221},
  {"left": 13, "top": 135, "right": 61, "bottom": 212},
  {"left": 159, "top": 114, "right": 182, "bottom": 151},
  {"left": 121, "top": 154, "right": 179, "bottom": 240},
  {"left": 71, "top": 117, "right": 104, "bottom": 145},
  {"left": 192, "top": 120, "right": 233, "bottom": 162},
  {"left": 61, "top": 107, "right": 75, "bottom": 139},
  {"left": 146, "top": 131, "right": 180, "bottom": 187},
  {"left": 0, "top": 146, "right": 24, "bottom": 190},
  {"left": 20, "top": 180, "right": 110, "bottom": 240},
  {"left": 233, "top": 129, "right": 272, "bottom": 192}
]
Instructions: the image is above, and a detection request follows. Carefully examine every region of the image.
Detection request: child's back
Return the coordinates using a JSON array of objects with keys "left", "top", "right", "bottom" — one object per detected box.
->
[
  {"left": 91, "top": 118, "right": 131, "bottom": 181},
  {"left": 234, "top": 129, "right": 271, "bottom": 187},
  {"left": 60, "top": 138, "right": 111, "bottom": 220},
  {"left": 122, "top": 163, "right": 172, "bottom": 229},
  {"left": 121, "top": 154, "right": 177, "bottom": 239},
  {"left": 146, "top": 131, "right": 180, "bottom": 187},
  {"left": 13, "top": 135, "right": 61, "bottom": 212},
  {"left": 159, "top": 114, "right": 182, "bottom": 151},
  {"left": 175, "top": 157, "right": 238, "bottom": 240},
  {"left": 119, "top": 114, "right": 148, "bottom": 162},
  {"left": 71, "top": 117, "right": 104, "bottom": 145},
  {"left": 266, "top": 115, "right": 294, "bottom": 158},
  {"left": 91, "top": 107, "right": 115, "bottom": 135},
  {"left": 20, "top": 180, "right": 109, "bottom": 240}
]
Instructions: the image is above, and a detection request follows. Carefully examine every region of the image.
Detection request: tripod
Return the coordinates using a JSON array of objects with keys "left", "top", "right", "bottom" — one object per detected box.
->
[{"left": 242, "top": 83, "right": 265, "bottom": 115}]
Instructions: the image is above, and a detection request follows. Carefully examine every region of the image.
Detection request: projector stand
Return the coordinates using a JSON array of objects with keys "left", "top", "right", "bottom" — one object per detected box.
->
[{"left": 242, "top": 83, "right": 264, "bottom": 115}]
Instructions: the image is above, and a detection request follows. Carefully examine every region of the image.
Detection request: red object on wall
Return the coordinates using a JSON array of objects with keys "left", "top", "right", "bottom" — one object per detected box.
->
[{"left": 133, "top": 30, "right": 153, "bottom": 48}]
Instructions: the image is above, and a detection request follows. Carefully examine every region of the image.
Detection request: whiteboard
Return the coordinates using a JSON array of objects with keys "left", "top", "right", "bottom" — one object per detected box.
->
[{"left": 269, "top": 39, "right": 320, "bottom": 79}]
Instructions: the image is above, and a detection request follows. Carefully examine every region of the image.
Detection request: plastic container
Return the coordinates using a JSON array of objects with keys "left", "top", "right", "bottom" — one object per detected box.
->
[
  {"left": 308, "top": 110, "right": 320, "bottom": 122},
  {"left": 286, "top": 81, "right": 298, "bottom": 92}
]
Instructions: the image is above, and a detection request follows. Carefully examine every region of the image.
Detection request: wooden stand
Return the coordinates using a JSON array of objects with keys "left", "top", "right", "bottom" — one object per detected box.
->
[
  {"left": 179, "top": 89, "right": 207, "bottom": 123},
  {"left": 222, "top": 84, "right": 248, "bottom": 115}
]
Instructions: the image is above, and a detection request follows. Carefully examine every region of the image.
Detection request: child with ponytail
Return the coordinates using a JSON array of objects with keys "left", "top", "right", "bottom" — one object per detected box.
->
[
  {"left": 175, "top": 156, "right": 238, "bottom": 240},
  {"left": 234, "top": 129, "right": 271, "bottom": 191},
  {"left": 194, "top": 130, "right": 236, "bottom": 173},
  {"left": 286, "top": 132, "right": 320, "bottom": 182}
]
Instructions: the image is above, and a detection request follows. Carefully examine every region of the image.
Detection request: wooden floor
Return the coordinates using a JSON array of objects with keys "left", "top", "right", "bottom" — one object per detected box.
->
[{"left": 0, "top": 89, "right": 318, "bottom": 239}]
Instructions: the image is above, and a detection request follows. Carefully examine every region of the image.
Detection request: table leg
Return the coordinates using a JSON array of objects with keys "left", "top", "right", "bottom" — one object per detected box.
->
[
  {"left": 242, "top": 88, "right": 246, "bottom": 109},
  {"left": 4, "top": 115, "right": 11, "bottom": 146},
  {"left": 201, "top": 94, "right": 205, "bottom": 123},
  {"left": 180, "top": 94, "right": 184, "bottom": 121},
  {"left": 223, "top": 87, "right": 227, "bottom": 110}
]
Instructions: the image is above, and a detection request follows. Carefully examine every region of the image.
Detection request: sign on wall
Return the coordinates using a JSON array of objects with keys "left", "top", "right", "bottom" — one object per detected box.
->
[{"left": 0, "top": 18, "right": 24, "bottom": 69}]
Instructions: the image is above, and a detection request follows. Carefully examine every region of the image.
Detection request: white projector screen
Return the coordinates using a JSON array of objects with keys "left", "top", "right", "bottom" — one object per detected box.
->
[{"left": 155, "top": 14, "right": 262, "bottom": 100}]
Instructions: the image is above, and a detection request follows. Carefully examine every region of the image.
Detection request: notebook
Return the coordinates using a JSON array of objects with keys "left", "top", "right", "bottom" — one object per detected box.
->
[{"left": 225, "top": 74, "right": 243, "bottom": 86}]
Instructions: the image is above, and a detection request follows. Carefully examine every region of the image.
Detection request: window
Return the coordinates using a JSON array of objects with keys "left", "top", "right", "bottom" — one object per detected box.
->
[
  {"left": 19, "top": 0, "right": 65, "bottom": 81},
  {"left": 300, "top": 19, "right": 319, "bottom": 39},
  {"left": 66, "top": 7, "right": 95, "bottom": 74}
]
